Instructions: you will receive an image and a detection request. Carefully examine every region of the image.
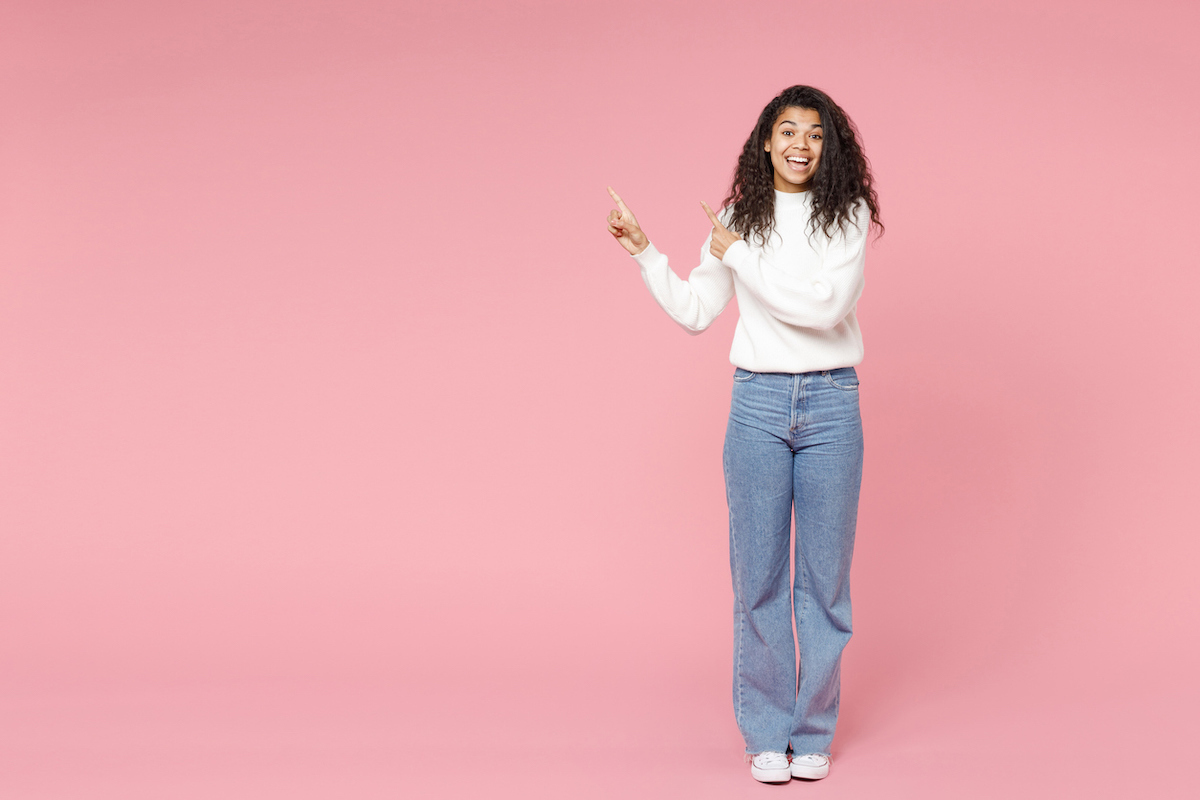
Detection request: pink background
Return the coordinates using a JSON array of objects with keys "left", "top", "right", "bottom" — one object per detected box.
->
[{"left": 2, "top": 0, "right": 1198, "bottom": 797}]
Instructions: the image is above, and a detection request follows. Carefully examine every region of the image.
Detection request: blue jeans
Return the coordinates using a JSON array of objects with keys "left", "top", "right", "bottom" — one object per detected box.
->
[{"left": 723, "top": 367, "right": 863, "bottom": 757}]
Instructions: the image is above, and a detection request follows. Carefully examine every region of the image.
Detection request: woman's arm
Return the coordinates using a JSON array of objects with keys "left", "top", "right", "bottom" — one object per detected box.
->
[
  {"left": 608, "top": 188, "right": 734, "bottom": 334},
  {"left": 632, "top": 239, "right": 734, "bottom": 334},
  {"left": 705, "top": 202, "right": 867, "bottom": 331}
]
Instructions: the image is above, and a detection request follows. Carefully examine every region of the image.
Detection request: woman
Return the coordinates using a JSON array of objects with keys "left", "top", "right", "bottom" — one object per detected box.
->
[{"left": 605, "top": 85, "right": 882, "bottom": 784}]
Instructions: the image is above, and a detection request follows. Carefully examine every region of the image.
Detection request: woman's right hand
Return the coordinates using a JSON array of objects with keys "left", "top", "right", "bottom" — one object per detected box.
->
[{"left": 606, "top": 187, "right": 648, "bottom": 256}]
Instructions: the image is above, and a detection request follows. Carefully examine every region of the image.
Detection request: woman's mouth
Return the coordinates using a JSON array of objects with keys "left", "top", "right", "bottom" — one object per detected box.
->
[{"left": 786, "top": 156, "right": 810, "bottom": 172}]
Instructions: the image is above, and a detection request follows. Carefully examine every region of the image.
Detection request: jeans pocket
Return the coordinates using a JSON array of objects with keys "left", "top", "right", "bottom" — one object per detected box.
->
[
  {"left": 824, "top": 368, "right": 859, "bottom": 391},
  {"left": 734, "top": 368, "right": 758, "bottom": 383}
]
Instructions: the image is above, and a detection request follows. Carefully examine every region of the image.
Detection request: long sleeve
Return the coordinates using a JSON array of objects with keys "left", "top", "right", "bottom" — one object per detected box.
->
[
  {"left": 631, "top": 237, "right": 735, "bottom": 335},
  {"left": 720, "top": 207, "right": 867, "bottom": 331}
]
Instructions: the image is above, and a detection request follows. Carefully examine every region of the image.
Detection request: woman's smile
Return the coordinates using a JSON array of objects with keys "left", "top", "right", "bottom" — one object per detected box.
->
[{"left": 786, "top": 155, "right": 810, "bottom": 169}]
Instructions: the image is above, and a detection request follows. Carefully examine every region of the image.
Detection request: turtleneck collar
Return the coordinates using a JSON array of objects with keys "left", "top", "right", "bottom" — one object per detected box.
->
[{"left": 774, "top": 189, "right": 812, "bottom": 207}]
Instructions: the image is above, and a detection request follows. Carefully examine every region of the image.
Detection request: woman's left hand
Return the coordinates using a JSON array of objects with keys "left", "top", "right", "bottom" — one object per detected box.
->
[{"left": 701, "top": 201, "right": 742, "bottom": 260}]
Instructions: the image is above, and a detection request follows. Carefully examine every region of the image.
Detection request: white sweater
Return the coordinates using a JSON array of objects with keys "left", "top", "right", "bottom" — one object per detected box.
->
[{"left": 631, "top": 190, "right": 867, "bottom": 374}]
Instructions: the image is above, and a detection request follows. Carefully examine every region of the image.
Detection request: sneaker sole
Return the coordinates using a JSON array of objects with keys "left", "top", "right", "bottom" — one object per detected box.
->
[
  {"left": 750, "top": 766, "right": 791, "bottom": 783},
  {"left": 790, "top": 763, "right": 830, "bottom": 780}
]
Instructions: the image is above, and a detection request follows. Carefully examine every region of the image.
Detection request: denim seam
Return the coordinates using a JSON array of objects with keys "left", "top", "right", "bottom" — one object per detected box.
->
[
  {"left": 795, "top": 531, "right": 809, "bottom": 698},
  {"left": 725, "top": 451, "right": 747, "bottom": 739},
  {"left": 799, "top": 373, "right": 809, "bottom": 437},
  {"left": 790, "top": 374, "right": 806, "bottom": 435}
]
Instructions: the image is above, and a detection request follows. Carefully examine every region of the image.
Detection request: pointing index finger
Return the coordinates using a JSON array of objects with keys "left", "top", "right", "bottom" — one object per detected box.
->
[
  {"left": 700, "top": 200, "right": 723, "bottom": 227},
  {"left": 607, "top": 186, "right": 630, "bottom": 213}
]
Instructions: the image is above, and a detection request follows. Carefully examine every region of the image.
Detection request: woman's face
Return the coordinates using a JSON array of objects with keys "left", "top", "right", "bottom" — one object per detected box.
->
[{"left": 764, "top": 106, "right": 823, "bottom": 193}]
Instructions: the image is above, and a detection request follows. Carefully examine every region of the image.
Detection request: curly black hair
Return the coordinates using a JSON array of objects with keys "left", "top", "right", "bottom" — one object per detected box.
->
[{"left": 723, "top": 85, "right": 882, "bottom": 245}]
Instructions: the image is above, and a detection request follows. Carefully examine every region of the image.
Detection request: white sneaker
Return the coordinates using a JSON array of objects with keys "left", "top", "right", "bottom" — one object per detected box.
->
[
  {"left": 750, "top": 751, "right": 791, "bottom": 783},
  {"left": 790, "top": 753, "right": 830, "bottom": 780}
]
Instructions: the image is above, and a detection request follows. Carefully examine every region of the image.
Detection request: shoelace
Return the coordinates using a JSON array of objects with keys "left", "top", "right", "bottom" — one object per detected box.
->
[
  {"left": 754, "top": 752, "right": 789, "bottom": 767},
  {"left": 792, "top": 754, "right": 828, "bottom": 766}
]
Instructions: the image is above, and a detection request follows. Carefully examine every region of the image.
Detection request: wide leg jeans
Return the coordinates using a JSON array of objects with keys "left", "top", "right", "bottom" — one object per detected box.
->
[{"left": 723, "top": 367, "right": 864, "bottom": 758}]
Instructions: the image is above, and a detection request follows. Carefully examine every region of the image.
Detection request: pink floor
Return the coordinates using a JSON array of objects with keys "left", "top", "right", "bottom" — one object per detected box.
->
[{"left": 3, "top": 665, "right": 1195, "bottom": 798}]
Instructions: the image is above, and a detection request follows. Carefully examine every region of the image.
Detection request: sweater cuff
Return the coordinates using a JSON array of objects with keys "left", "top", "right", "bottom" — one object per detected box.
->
[
  {"left": 721, "top": 239, "right": 750, "bottom": 270},
  {"left": 631, "top": 241, "right": 662, "bottom": 267}
]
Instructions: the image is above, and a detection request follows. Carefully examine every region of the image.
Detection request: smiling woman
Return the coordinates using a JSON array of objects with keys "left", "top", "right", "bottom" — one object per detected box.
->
[
  {"left": 725, "top": 85, "right": 881, "bottom": 245},
  {"left": 605, "top": 85, "right": 882, "bottom": 785}
]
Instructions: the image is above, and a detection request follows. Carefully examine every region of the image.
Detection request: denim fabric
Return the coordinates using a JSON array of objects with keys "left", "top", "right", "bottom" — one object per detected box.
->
[{"left": 723, "top": 367, "right": 863, "bottom": 757}]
